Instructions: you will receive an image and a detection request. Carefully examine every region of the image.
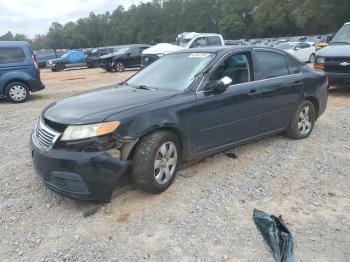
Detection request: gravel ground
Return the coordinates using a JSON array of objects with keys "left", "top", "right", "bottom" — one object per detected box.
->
[{"left": 0, "top": 68, "right": 349, "bottom": 262}]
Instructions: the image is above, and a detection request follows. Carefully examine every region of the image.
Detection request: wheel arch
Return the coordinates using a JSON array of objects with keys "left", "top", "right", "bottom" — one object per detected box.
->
[
  {"left": 305, "top": 96, "right": 320, "bottom": 119},
  {"left": 125, "top": 126, "right": 192, "bottom": 162},
  {"left": 4, "top": 79, "right": 30, "bottom": 91}
]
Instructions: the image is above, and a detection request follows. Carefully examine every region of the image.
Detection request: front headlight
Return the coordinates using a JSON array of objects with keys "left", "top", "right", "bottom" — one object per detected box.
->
[
  {"left": 316, "top": 57, "right": 325, "bottom": 64},
  {"left": 61, "top": 121, "right": 120, "bottom": 141}
]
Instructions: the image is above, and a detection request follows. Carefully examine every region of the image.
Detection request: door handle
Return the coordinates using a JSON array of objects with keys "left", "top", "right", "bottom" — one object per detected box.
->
[{"left": 248, "top": 89, "right": 259, "bottom": 95}]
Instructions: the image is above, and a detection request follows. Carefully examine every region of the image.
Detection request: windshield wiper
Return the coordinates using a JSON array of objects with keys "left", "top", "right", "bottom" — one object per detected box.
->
[
  {"left": 331, "top": 41, "right": 350, "bottom": 45},
  {"left": 134, "top": 85, "right": 158, "bottom": 91}
]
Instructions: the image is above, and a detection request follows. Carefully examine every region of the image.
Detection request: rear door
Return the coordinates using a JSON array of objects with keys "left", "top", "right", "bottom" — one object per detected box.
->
[{"left": 253, "top": 49, "right": 303, "bottom": 133}]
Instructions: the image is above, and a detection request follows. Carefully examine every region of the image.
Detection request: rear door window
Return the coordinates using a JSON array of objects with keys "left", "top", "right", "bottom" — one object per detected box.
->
[
  {"left": 0, "top": 47, "right": 26, "bottom": 64},
  {"left": 207, "top": 36, "right": 222, "bottom": 46},
  {"left": 255, "top": 51, "right": 289, "bottom": 79},
  {"left": 286, "top": 58, "right": 300, "bottom": 74}
]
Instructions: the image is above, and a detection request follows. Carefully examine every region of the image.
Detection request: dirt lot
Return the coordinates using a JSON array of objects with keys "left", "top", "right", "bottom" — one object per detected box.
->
[{"left": 0, "top": 68, "right": 349, "bottom": 262}]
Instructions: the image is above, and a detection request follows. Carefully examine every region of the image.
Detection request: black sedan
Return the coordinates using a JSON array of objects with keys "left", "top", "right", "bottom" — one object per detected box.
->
[{"left": 30, "top": 46, "right": 328, "bottom": 201}]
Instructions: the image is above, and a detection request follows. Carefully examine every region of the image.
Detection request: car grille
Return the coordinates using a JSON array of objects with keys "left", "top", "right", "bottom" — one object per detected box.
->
[
  {"left": 325, "top": 57, "right": 350, "bottom": 73},
  {"left": 44, "top": 118, "right": 67, "bottom": 133},
  {"left": 34, "top": 118, "right": 61, "bottom": 150}
]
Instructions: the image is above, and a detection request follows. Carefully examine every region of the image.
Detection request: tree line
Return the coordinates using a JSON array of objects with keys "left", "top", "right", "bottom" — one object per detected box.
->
[{"left": 1, "top": 0, "right": 349, "bottom": 50}]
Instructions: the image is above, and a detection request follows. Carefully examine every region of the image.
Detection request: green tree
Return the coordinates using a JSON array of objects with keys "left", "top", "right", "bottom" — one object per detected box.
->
[{"left": 218, "top": 14, "right": 245, "bottom": 38}]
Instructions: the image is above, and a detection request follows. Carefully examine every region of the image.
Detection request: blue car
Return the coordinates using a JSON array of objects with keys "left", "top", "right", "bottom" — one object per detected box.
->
[
  {"left": 0, "top": 41, "right": 45, "bottom": 103},
  {"left": 47, "top": 50, "right": 87, "bottom": 72}
]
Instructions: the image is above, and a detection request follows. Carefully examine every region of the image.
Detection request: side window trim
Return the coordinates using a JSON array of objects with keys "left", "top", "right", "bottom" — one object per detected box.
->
[{"left": 253, "top": 48, "right": 294, "bottom": 80}]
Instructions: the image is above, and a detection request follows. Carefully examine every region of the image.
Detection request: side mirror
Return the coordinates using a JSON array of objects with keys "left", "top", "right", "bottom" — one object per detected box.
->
[{"left": 205, "top": 76, "right": 232, "bottom": 93}]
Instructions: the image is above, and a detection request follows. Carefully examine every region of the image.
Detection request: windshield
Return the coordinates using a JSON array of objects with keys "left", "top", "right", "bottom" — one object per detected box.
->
[
  {"left": 276, "top": 43, "right": 294, "bottom": 50},
  {"left": 115, "top": 47, "right": 131, "bottom": 55},
  {"left": 127, "top": 53, "right": 215, "bottom": 91},
  {"left": 176, "top": 38, "right": 191, "bottom": 47},
  {"left": 331, "top": 24, "right": 350, "bottom": 44}
]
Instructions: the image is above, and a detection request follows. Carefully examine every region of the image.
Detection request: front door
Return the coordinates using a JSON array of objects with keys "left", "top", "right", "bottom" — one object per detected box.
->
[{"left": 196, "top": 52, "right": 264, "bottom": 152}]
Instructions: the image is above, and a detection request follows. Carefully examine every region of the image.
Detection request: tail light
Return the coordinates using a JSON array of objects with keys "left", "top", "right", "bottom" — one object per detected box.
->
[{"left": 32, "top": 55, "right": 40, "bottom": 80}]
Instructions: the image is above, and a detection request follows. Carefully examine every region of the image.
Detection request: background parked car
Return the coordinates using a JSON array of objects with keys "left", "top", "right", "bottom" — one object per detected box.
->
[
  {"left": 0, "top": 41, "right": 44, "bottom": 103},
  {"left": 141, "top": 32, "right": 225, "bottom": 68},
  {"left": 276, "top": 42, "right": 316, "bottom": 62},
  {"left": 314, "top": 22, "right": 350, "bottom": 88},
  {"left": 35, "top": 49, "right": 65, "bottom": 68},
  {"left": 86, "top": 47, "right": 115, "bottom": 68},
  {"left": 47, "top": 50, "right": 86, "bottom": 72},
  {"left": 99, "top": 45, "right": 150, "bottom": 72}
]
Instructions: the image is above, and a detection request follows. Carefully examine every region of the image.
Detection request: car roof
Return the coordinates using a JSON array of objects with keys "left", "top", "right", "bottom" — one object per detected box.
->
[
  {"left": 0, "top": 41, "right": 30, "bottom": 47},
  {"left": 170, "top": 46, "right": 302, "bottom": 63}
]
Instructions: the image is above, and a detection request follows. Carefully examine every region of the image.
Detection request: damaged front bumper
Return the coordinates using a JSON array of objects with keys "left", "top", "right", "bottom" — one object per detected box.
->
[{"left": 30, "top": 135, "right": 132, "bottom": 202}]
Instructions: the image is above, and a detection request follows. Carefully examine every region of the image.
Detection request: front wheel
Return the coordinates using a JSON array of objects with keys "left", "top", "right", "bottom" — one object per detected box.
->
[
  {"left": 55, "top": 63, "right": 65, "bottom": 71},
  {"left": 114, "top": 62, "right": 125, "bottom": 72},
  {"left": 132, "top": 131, "right": 181, "bottom": 193},
  {"left": 286, "top": 100, "right": 316, "bottom": 139}
]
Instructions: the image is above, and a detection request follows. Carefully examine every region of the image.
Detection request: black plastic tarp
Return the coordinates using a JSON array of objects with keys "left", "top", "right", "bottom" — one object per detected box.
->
[{"left": 253, "top": 209, "right": 294, "bottom": 262}]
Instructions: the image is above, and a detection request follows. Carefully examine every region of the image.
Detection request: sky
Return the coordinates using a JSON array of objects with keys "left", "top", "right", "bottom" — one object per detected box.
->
[{"left": 0, "top": 0, "right": 145, "bottom": 38}]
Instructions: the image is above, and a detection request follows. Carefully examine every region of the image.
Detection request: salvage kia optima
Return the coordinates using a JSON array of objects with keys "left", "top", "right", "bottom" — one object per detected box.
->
[{"left": 31, "top": 46, "right": 328, "bottom": 201}]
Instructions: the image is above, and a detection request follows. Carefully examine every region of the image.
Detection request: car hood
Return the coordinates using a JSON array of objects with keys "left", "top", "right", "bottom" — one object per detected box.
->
[
  {"left": 100, "top": 53, "right": 116, "bottom": 59},
  {"left": 142, "top": 43, "right": 183, "bottom": 55},
  {"left": 43, "top": 86, "right": 178, "bottom": 125},
  {"left": 317, "top": 44, "right": 350, "bottom": 57}
]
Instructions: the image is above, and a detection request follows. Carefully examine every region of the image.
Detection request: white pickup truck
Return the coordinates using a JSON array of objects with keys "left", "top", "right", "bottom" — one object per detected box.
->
[{"left": 141, "top": 32, "right": 225, "bottom": 68}]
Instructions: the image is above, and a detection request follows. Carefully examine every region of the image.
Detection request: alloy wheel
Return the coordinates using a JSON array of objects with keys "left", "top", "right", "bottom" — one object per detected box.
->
[
  {"left": 298, "top": 105, "right": 312, "bottom": 135},
  {"left": 115, "top": 62, "right": 125, "bottom": 72},
  {"left": 154, "top": 141, "right": 178, "bottom": 185}
]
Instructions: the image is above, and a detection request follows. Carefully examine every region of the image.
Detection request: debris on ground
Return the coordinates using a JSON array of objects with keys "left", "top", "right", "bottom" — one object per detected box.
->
[
  {"left": 253, "top": 209, "right": 294, "bottom": 262},
  {"left": 225, "top": 150, "right": 237, "bottom": 159},
  {"left": 179, "top": 171, "right": 199, "bottom": 178}
]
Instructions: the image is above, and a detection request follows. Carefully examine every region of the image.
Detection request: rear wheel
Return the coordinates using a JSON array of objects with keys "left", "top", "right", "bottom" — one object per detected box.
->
[
  {"left": 114, "top": 62, "right": 125, "bottom": 72},
  {"left": 5, "top": 82, "right": 29, "bottom": 103},
  {"left": 286, "top": 100, "right": 316, "bottom": 139},
  {"left": 132, "top": 131, "right": 181, "bottom": 193}
]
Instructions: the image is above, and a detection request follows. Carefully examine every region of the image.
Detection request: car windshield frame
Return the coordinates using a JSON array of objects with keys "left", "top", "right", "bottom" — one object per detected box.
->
[
  {"left": 331, "top": 24, "right": 350, "bottom": 44},
  {"left": 126, "top": 52, "right": 216, "bottom": 91}
]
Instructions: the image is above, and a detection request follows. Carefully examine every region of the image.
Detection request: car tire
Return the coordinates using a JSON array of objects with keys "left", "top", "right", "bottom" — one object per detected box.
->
[
  {"left": 5, "top": 82, "right": 30, "bottom": 103},
  {"left": 309, "top": 53, "right": 315, "bottom": 63},
  {"left": 55, "top": 63, "right": 65, "bottom": 71},
  {"left": 286, "top": 100, "right": 316, "bottom": 139},
  {"left": 132, "top": 131, "right": 181, "bottom": 194},
  {"left": 114, "top": 62, "right": 126, "bottom": 72}
]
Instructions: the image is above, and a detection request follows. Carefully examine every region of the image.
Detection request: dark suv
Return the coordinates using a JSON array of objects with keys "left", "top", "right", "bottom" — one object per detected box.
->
[
  {"left": 0, "top": 41, "right": 45, "bottom": 103},
  {"left": 86, "top": 48, "right": 115, "bottom": 68},
  {"left": 99, "top": 45, "right": 150, "bottom": 72}
]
